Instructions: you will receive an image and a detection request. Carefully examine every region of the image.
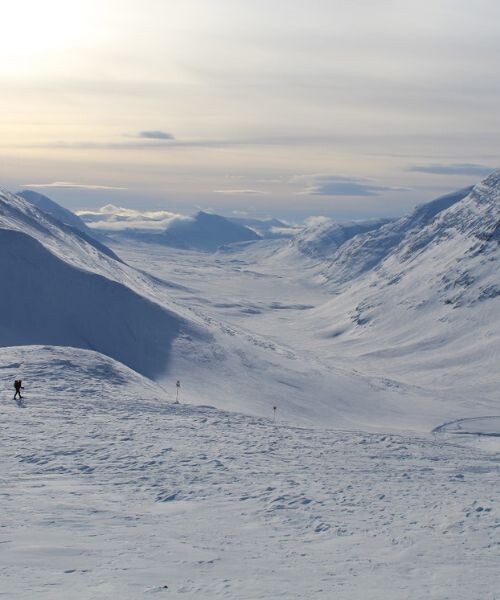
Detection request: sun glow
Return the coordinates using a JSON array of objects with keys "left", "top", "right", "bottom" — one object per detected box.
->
[{"left": 0, "top": 0, "right": 89, "bottom": 61}]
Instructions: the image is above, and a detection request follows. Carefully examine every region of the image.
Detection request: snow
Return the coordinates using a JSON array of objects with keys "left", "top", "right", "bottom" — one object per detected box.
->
[
  {"left": 287, "top": 216, "right": 391, "bottom": 260},
  {"left": 228, "top": 216, "right": 300, "bottom": 239},
  {"left": 434, "top": 416, "right": 500, "bottom": 437},
  {"left": 80, "top": 208, "right": 262, "bottom": 252},
  {"left": 2, "top": 178, "right": 500, "bottom": 428},
  {"left": 1, "top": 173, "right": 500, "bottom": 598},
  {"left": 0, "top": 188, "right": 121, "bottom": 264},
  {"left": 18, "top": 190, "right": 94, "bottom": 237},
  {"left": 319, "top": 187, "right": 474, "bottom": 286},
  {"left": 0, "top": 229, "right": 205, "bottom": 378},
  {"left": 1, "top": 346, "right": 499, "bottom": 599},
  {"left": 301, "top": 174, "right": 500, "bottom": 410},
  {"left": 0, "top": 188, "right": 221, "bottom": 378}
]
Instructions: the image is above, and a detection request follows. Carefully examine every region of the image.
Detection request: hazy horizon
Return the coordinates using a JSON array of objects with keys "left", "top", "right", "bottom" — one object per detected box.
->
[{"left": 1, "top": 0, "right": 499, "bottom": 220}]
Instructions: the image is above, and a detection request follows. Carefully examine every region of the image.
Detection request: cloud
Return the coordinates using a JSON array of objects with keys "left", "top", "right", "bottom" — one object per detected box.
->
[
  {"left": 408, "top": 163, "right": 495, "bottom": 176},
  {"left": 213, "top": 189, "right": 269, "bottom": 195},
  {"left": 76, "top": 204, "right": 192, "bottom": 232},
  {"left": 23, "top": 181, "right": 127, "bottom": 190},
  {"left": 300, "top": 175, "right": 409, "bottom": 197},
  {"left": 304, "top": 216, "right": 333, "bottom": 227},
  {"left": 136, "top": 130, "right": 175, "bottom": 140}
]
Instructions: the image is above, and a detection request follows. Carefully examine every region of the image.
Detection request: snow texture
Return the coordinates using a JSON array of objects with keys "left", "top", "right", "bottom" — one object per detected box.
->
[
  {"left": 18, "top": 190, "right": 94, "bottom": 237},
  {"left": 1, "top": 173, "right": 500, "bottom": 598},
  {"left": 1, "top": 346, "right": 498, "bottom": 599}
]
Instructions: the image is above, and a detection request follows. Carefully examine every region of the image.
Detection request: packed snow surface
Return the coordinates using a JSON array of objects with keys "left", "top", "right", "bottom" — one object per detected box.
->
[{"left": 1, "top": 346, "right": 499, "bottom": 599}]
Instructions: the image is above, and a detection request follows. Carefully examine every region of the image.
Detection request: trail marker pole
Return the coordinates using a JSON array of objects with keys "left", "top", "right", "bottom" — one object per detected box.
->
[{"left": 175, "top": 380, "right": 181, "bottom": 404}]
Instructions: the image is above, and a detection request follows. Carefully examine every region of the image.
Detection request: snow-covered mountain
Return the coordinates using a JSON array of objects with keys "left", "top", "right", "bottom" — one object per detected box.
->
[
  {"left": 321, "top": 186, "right": 474, "bottom": 285},
  {"left": 18, "top": 189, "right": 94, "bottom": 237},
  {"left": 288, "top": 217, "right": 391, "bottom": 259},
  {"left": 2, "top": 176, "right": 499, "bottom": 599},
  {"left": 80, "top": 207, "right": 262, "bottom": 251},
  {"left": 306, "top": 171, "right": 500, "bottom": 403},
  {"left": 0, "top": 188, "right": 208, "bottom": 377},
  {"left": 0, "top": 188, "right": 123, "bottom": 265},
  {"left": 229, "top": 216, "right": 299, "bottom": 238},
  {"left": 160, "top": 211, "right": 261, "bottom": 250},
  {"left": 2, "top": 171, "right": 499, "bottom": 429}
]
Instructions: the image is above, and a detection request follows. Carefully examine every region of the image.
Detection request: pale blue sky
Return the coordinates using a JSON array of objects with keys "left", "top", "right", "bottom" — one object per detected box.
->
[{"left": 0, "top": 0, "right": 498, "bottom": 220}]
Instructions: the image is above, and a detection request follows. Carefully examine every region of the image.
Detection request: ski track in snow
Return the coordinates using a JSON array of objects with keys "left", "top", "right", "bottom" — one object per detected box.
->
[{"left": 1, "top": 349, "right": 499, "bottom": 599}]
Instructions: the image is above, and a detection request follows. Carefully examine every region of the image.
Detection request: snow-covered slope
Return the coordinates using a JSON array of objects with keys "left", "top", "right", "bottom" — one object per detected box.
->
[
  {"left": 322, "top": 186, "right": 473, "bottom": 285},
  {"left": 161, "top": 211, "right": 261, "bottom": 251},
  {"left": 229, "top": 216, "right": 299, "bottom": 238},
  {"left": 0, "top": 189, "right": 209, "bottom": 377},
  {"left": 0, "top": 229, "right": 195, "bottom": 378},
  {"left": 18, "top": 189, "right": 94, "bottom": 237},
  {"left": 0, "top": 345, "right": 165, "bottom": 406},
  {"left": 2, "top": 345, "right": 498, "bottom": 600},
  {"left": 84, "top": 209, "right": 262, "bottom": 252},
  {"left": 307, "top": 171, "right": 500, "bottom": 403},
  {"left": 0, "top": 188, "right": 201, "bottom": 314},
  {"left": 288, "top": 217, "right": 391, "bottom": 260},
  {"left": 0, "top": 188, "right": 121, "bottom": 265}
]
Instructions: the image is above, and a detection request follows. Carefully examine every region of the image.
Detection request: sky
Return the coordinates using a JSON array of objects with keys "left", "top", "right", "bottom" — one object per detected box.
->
[{"left": 0, "top": 0, "right": 499, "bottom": 221}]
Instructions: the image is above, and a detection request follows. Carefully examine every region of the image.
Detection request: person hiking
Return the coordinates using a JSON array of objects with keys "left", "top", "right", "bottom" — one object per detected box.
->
[{"left": 14, "top": 380, "right": 24, "bottom": 400}]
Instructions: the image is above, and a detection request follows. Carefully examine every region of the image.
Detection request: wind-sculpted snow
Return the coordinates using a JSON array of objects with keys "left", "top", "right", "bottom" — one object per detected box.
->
[
  {"left": 0, "top": 188, "right": 121, "bottom": 263},
  {"left": 1, "top": 346, "right": 498, "bottom": 599},
  {"left": 18, "top": 190, "right": 95, "bottom": 237}
]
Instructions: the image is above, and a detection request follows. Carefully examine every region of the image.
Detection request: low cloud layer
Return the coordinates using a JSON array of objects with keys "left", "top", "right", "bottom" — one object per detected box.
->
[
  {"left": 301, "top": 176, "right": 409, "bottom": 197},
  {"left": 409, "top": 163, "right": 495, "bottom": 176},
  {"left": 22, "top": 181, "right": 127, "bottom": 190},
  {"left": 214, "top": 189, "right": 269, "bottom": 195},
  {"left": 77, "top": 204, "right": 192, "bottom": 232}
]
